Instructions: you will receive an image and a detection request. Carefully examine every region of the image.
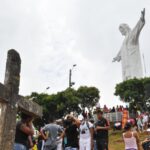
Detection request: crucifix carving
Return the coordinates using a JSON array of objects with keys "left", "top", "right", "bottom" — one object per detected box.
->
[{"left": 0, "top": 49, "right": 42, "bottom": 150}]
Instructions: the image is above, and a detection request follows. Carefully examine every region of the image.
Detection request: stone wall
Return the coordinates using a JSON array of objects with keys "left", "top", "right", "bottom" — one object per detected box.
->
[{"left": 0, "top": 101, "right": 7, "bottom": 148}]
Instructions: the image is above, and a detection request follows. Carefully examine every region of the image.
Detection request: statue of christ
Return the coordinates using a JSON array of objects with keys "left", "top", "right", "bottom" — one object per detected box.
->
[{"left": 113, "top": 9, "right": 145, "bottom": 80}]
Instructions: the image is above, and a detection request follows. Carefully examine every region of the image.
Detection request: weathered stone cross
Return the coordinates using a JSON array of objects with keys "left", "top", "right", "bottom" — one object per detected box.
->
[{"left": 0, "top": 49, "right": 42, "bottom": 150}]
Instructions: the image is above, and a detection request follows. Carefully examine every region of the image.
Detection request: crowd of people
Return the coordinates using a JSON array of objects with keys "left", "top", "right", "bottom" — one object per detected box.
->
[
  {"left": 13, "top": 108, "right": 150, "bottom": 150},
  {"left": 13, "top": 109, "right": 110, "bottom": 150},
  {"left": 103, "top": 105, "right": 127, "bottom": 113}
]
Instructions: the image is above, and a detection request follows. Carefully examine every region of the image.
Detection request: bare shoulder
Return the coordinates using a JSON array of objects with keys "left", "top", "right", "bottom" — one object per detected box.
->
[
  {"left": 20, "top": 122, "right": 26, "bottom": 129},
  {"left": 133, "top": 131, "right": 139, "bottom": 137}
]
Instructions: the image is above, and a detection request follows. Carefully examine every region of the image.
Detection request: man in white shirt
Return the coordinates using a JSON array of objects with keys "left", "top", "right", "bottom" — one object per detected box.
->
[{"left": 79, "top": 116, "right": 94, "bottom": 150}]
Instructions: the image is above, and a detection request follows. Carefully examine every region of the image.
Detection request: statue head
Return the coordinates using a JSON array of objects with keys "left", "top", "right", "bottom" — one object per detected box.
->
[{"left": 119, "top": 24, "right": 131, "bottom": 36}]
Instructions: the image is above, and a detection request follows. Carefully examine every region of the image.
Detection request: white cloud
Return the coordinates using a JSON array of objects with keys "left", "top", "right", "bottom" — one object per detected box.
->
[{"left": 0, "top": 0, "right": 150, "bottom": 108}]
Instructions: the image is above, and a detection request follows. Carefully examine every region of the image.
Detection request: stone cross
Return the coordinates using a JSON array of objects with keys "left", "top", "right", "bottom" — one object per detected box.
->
[{"left": 0, "top": 49, "right": 42, "bottom": 150}]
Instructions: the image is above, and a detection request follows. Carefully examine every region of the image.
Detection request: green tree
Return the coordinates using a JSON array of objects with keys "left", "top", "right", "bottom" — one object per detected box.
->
[
  {"left": 115, "top": 77, "right": 150, "bottom": 112},
  {"left": 53, "top": 88, "right": 81, "bottom": 117},
  {"left": 142, "top": 77, "right": 150, "bottom": 110},
  {"left": 28, "top": 86, "right": 100, "bottom": 127},
  {"left": 77, "top": 86, "right": 100, "bottom": 111},
  {"left": 28, "top": 89, "right": 81, "bottom": 127},
  {"left": 29, "top": 92, "right": 57, "bottom": 127}
]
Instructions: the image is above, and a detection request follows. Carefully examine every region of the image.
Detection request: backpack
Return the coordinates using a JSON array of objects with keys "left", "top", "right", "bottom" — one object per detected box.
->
[
  {"left": 86, "top": 121, "right": 90, "bottom": 129},
  {"left": 80, "top": 121, "right": 90, "bottom": 133}
]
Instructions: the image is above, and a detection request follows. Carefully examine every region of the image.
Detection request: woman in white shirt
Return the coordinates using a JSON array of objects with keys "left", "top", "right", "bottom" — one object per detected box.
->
[{"left": 123, "top": 122, "right": 141, "bottom": 150}]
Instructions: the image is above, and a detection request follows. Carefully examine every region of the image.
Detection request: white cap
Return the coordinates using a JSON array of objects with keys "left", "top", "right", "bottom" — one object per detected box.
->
[
  {"left": 147, "top": 128, "right": 150, "bottom": 132},
  {"left": 78, "top": 115, "right": 84, "bottom": 121}
]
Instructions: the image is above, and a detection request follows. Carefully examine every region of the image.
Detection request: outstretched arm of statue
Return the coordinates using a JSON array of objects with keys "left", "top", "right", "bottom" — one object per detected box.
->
[
  {"left": 112, "top": 50, "right": 121, "bottom": 62},
  {"left": 140, "top": 8, "right": 145, "bottom": 22},
  {"left": 131, "top": 8, "right": 145, "bottom": 43}
]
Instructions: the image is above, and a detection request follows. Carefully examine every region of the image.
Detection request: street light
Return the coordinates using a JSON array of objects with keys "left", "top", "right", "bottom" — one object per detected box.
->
[
  {"left": 69, "top": 64, "right": 77, "bottom": 88},
  {"left": 73, "top": 64, "right": 77, "bottom": 67},
  {"left": 46, "top": 86, "right": 50, "bottom": 90},
  {"left": 43, "top": 86, "right": 50, "bottom": 93}
]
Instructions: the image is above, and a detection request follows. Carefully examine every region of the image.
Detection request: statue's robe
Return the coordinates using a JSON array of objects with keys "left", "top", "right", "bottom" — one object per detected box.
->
[{"left": 118, "top": 19, "right": 145, "bottom": 80}]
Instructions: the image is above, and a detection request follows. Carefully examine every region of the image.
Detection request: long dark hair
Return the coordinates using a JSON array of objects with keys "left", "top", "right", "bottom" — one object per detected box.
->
[{"left": 124, "top": 122, "right": 132, "bottom": 131}]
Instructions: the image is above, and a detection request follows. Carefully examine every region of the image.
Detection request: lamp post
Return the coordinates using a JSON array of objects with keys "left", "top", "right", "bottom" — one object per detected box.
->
[
  {"left": 69, "top": 64, "right": 77, "bottom": 88},
  {"left": 43, "top": 86, "right": 50, "bottom": 93}
]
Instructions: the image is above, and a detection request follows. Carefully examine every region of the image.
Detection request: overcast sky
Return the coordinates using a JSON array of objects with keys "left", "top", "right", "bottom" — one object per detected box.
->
[{"left": 0, "top": 0, "right": 150, "bottom": 108}]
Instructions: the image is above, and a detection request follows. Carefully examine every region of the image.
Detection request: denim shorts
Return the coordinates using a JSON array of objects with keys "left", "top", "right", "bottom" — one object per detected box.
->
[
  {"left": 14, "top": 143, "right": 27, "bottom": 150},
  {"left": 126, "top": 149, "right": 137, "bottom": 150},
  {"left": 44, "top": 145, "right": 57, "bottom": 150}
]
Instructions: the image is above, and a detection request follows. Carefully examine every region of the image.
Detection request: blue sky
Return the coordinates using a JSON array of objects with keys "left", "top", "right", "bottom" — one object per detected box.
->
[{"left": 0, "top": 0, "right": 150, "bottom": 107}]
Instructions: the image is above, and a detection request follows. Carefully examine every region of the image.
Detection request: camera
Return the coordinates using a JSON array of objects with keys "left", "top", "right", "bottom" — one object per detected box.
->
[{"left": 81, "top": 130, "right": 86, "bottom": 134}]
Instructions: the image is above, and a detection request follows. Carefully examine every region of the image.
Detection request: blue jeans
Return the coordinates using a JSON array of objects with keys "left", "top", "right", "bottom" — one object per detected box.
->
[
  {"left": 94, "top": 140, "right": 97, "bottom": 150},
  {"left": 14, "top": 143, "right": 27, "bottom": 150},
  {"left": 65, "top": 147, "right": 78, "bottom": 150}
]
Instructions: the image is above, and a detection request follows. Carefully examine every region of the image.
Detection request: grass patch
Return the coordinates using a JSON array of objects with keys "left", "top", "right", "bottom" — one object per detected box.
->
[{"left": 109, "top": 130, "right": 147, "bottom": 150}]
